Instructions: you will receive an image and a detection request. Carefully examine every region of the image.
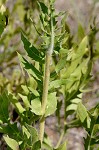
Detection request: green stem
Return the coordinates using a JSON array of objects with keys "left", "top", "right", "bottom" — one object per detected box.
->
[
  {"left": 87, "top": 121, "right": 95, "bottom": 150},
  {"left": 55, "top": 131, "right": 64, "bottom": 149},
  {"left": 64, "top": 91, "right": 67, "bottom": 133},
  {"left": 39, "top": 52, "right": 51, "bottom": 143},
  {"left": 39, "top": 13, "right": 54, "bottom": 144}
]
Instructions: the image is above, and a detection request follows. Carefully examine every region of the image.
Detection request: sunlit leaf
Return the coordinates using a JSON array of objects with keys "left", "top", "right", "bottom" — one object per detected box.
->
[
  {"left": 28, "top": 87, "right": 40, "bottom": 97},
  {"left": 3, "top": 136, "right": 19, "bottom": 150},
  {"left": 71, "top": 98, "right": 81, "bottom": 104},
  {"left": 77, "top": 102, "right": 88, "bottom": 122},
  {"left": 45, "top": 92, "right": 57, "bottom": 117},
  {"left": 31, "top": 98, "right": 42, "bottom": 115},
  {"left": 87, "top": 115, "right": 91, "bottom": 128},
  {"left": 93, "top": 124, "right": 99, "bottom": 138},
  {"left": 0, "top": 5, "right": 8, "bottom": 36},
  {"left": 49, "top": 79, "right": 68, "bottom": 89},
  {"left": 8, "top": 92, "right": 25, "bottom": 114},
  {"left": 18, "top": 93, "right": 30, "bottom": 108},
  {"left": 55, "top": 142, "right": 67, "bottom": 150},
  {"left": 75, "top": 36, "right": 88, "bottom": 59},
  {"left": 21, "top": 85, "right": 29, "bottom": 95},
  {"left": 62, "top": 58, "right": 81, "bottom": 78},
  {"left": 22, "top": 126, "right": 30, "bottom": 139},
  {"left": 66, "top": 104, "right": 77, "bottom": 111}
]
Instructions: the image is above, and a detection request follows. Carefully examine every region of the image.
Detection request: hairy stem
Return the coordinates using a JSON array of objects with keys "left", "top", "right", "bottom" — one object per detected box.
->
[
  {"left": 39, "top": 13, "right": 54, "bottom": 144},
  {"left": 39, "top": 52, "right": 51, "bottom": 143}
]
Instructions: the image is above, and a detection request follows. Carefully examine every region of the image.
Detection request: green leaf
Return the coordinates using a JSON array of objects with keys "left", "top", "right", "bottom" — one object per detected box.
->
[
  {"left": 75, "top": 36, "right": 88, "bottom": 59},
  {"left": 77, "top": 102, "right": 88, "bottom": 122},
  {"left": 0, "top": 91, "right": 9, "bottom": 122},
  {"left": 32, "top": 140, "right": 41, "bottom": 150},
  {"left": 18, "top": 53, "right": 43, "bottom": 81},
  {"left": 49, "top": 79, "right": 68, "bottom": 89},
  {"left": 0, "top": 5, "right": 6, "bottom": 14},
  {"left": 0, "top": 123, "right": 21, "bottom": 141},
  {"left": 55, "top": 142, "right": 67, "bottom": 150},
  {"left": 22, "top": 126, "right": 30, "bottom": 139},
  {"left": 51, "top": 0, "right": 56, "bottom": 3},
  {"left": 66, "top": 104, "right": 77, "bottom": 111},
  {"left": 77, "top": 93, "right": 82, "bottom": 99},
  {"left": 30, "top": 98, "right": 42, "bottom": 115},
  {"left": 29, "top": 76, "right": 38, "bottom": 90},
  {"left": 0, "top": 24, "right": 4, "bottom": 36},
  {"left": 87, "top": 115, "right": 91, "bottom": 128},
  {"left": 71, "top": 65, "right": 82, "bottom": 79},
  {"left": 18, "top": 93, "right": 30, "bottom": 108},
  {"left": 0, "top": 5, "right": 8, "bottom": 36},
  {"left": 8, "top": 92, "right": 25, "bottom": 114},
  {"left": 3, "top": 136, "right": 19, "bottom": 150},
  {"left": 43, "top": 133, "right": 52, "bottom": 150},
  {"left": 71, "top": 98, "right": 81, "bottom": 104},
  {"left": 38, "top": 2, "right": 48, "bottom": 14},
  {"left": 25, "top": 123, "right": 39, "bottom": 144},
  {"left": 28, "top": 87, "right": 40, "bottom": 97},
  {"left": 62, "top": 58, "right": 81, "bottom": 78},
  {"left": 45, "top": 92, "right": 57, "bottom": 117},
  {"left": 61, "top": 13, "right": 69, "bottom": 33},
  {"left": 21, "top": 85, "right": 29, "bottom": 95},
  {"left": 65, "top": 77, "right": 76, "bottom": 91},
  {"left": 42, "top": 143, "right": 53, "bottom": 150},
  {"left": 55, "top": 57, "right": 67, "bottom": 73},
  {"left": 93, "top": 124, "right": 99, "bottom": 138},
  {"left": 71, "top": 58, "right": 89, "bottom": 78},
  {"left": 21, "top": 33, "right": 43, "bottom": 63},
  {"left": 92, "top": 105, "right": 99, "bottom": 118},
  {"left": 77, "top": 24, "right": 85, "bottom": 42}
]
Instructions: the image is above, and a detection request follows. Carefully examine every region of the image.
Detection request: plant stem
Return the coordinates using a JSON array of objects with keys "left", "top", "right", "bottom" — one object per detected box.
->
[
  {"left": 86, "top": 119, "right": 96, "bottom": 150},
  {"left": 39, "top": 12, "right": 54, "bottom": 144},
  {"left": 55, "top": 131, "right": 64, "bottom": 149},
  {"left": 39, "top": 52, "right": 51, "bottom": 143},
  {"left": 64, "top": 92, "right": 67, "bottom": 133}
]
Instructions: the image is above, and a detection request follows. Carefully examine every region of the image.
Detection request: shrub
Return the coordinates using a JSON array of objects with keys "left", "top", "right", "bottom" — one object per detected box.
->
[{"left": 0, "top": 0, "right": 99, "bottom": 149}]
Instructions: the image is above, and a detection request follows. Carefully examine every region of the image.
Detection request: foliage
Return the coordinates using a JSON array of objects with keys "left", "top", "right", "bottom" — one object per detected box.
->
[
  {"left": 0, "top": 0, "right": 99, "bottom": 150},
  {"left": 0, "top": 0, "right": 40, "bottom": 94}
]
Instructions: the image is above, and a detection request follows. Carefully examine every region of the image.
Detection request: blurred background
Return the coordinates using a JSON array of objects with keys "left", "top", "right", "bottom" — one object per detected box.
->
[{"left": 0, "top": 0, "right": 99, "bottom": 149}]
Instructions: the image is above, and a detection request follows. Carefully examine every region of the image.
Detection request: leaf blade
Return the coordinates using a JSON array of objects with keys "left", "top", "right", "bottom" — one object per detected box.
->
[
  {"left": 45, "top": 92, "right": 57, "bottom": 117},
  {"left": 3, "top": 136, "right": 19, "bottom": 150},
  {"left": 77, "top": 102, "right": 88, "bottom": 122},
  {"left": 21, "top": 33, "right": 43, "bottom": 63}
]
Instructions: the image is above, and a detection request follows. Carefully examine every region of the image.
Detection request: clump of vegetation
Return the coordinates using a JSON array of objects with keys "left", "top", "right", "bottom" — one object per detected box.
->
[{"left": 0, "top": 0, "right": 99, "bottom": 150}]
